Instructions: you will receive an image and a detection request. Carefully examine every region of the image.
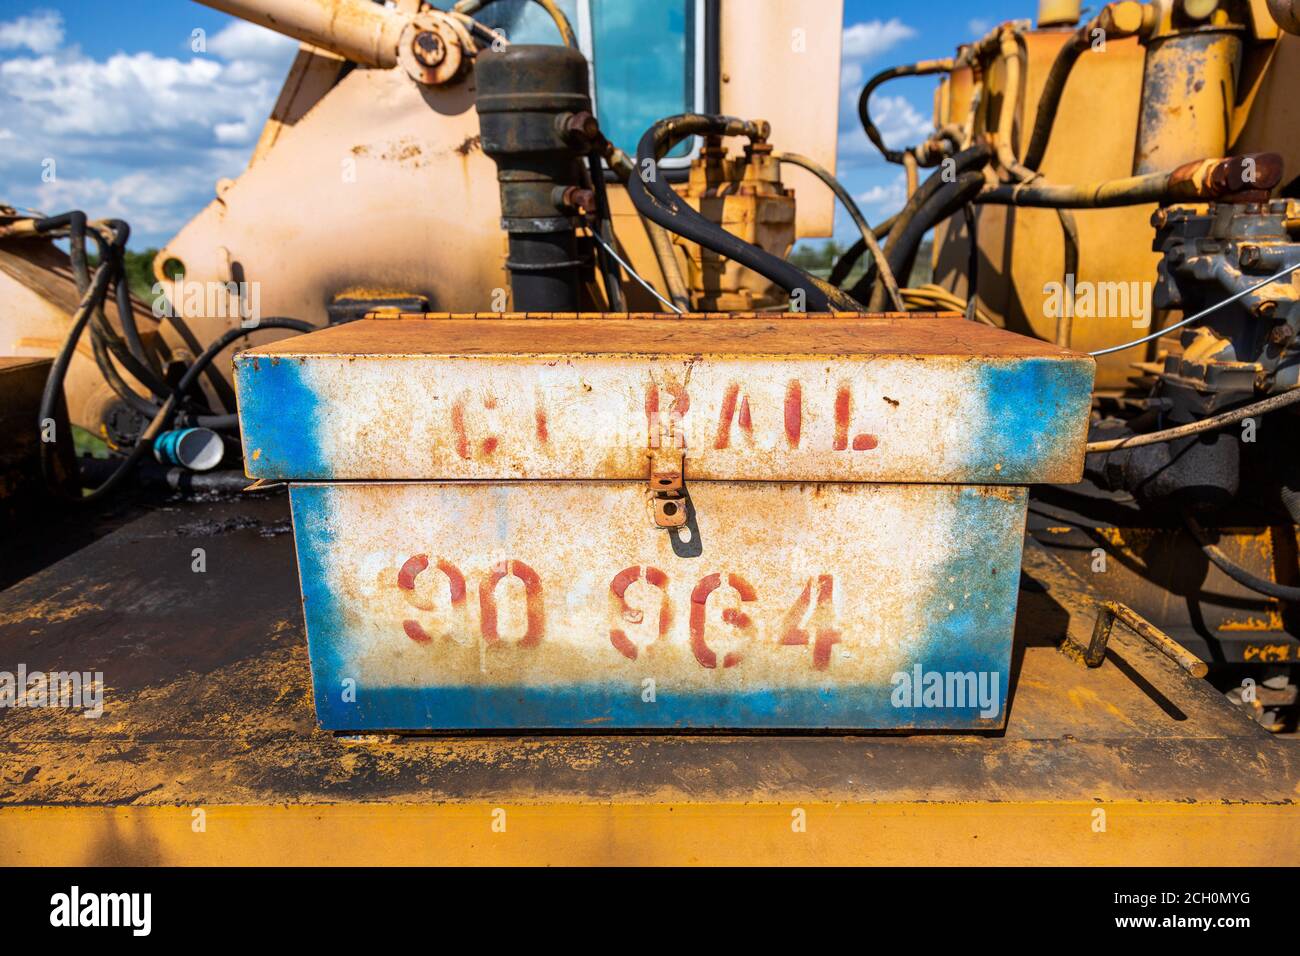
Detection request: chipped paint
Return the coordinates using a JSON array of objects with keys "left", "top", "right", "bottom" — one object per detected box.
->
[
  {"left": 234, "top": 315, "right": 1095, "bottom": 483},
  {"left": 289, "top": 481, "right": 1026, "bottom": 730},
  {"left": 234, "top": 314, "right": 1093, "bottom": 731}
]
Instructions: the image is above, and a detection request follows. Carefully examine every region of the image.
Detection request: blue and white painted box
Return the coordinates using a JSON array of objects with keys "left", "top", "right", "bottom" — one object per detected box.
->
[{"left": 235, "top": 314, "right": 1094, "bottom": 731}]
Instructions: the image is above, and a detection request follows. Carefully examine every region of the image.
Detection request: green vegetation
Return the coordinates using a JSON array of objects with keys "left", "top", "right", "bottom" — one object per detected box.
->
[
  {"left": 73, "top": 425, "right": 110, "bottom": 459},
  {"left": 123, "top": 248, "right": 161, "bottom": 300},
  {"left": 789, "top": 238, "right": 934, "bottom": 290},
  {"left": 84, "top": 247, "right": 162, "bottom": 300}
]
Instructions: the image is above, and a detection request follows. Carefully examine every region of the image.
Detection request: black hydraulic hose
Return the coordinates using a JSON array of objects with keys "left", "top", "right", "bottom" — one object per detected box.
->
[
  {"left": 177, "top": 319, "right": 315, "bottom": 395},
  {"left": 73, "top": 217, "right": 170, "bottom": 399},
  {"left": 827, "top": 213, "right": 897, "bottom": 289},
  {"left": 79, "top": 224, "right": 175, "bottom": 403},
  {"left": 885, "top": 143, "right": 992, "bottom": 255},
  {"left": 27, "top": 209, "right": 289, "bottom": 500},
  {"left": 34, "top": 212, "right": 89, "bottom": 290},
  {"left": 52, "top": 214, "right": 235, "bottom": 415},
  {"left": 1184, "top": 511, "right": 1300, "bottom": 602},
  {"left": 163, "top": 303, "right": 239, "bottom": 415},
  {"left": 184, "top": 317, "right": 315, "bottom": 429},
  {"left": 857, "top": 59, "right": 954, "bottom": 166},
  {"left": 857, "top": 170, "right": 987, "bottom": 307},
  {"left": 857, "top": 142, "right": 991, "bottom": 306},
  {"left": 1021, "top": 28, "right": 1091, "bottom": 171},
  {"left": 84, "top": 217, "right": 237, "bottom": 413},
  {"left": 38, "top": 227, "right": 312, "bottom": 502},
  {"left": 37, "top": 255, "right": 138, "bottom": 502},
  {"left": 774, "top": 151, "right": 903, "bottom": 311},
  {"left": 627, "top": 113, "right": 866, "bottom": 312},
  {"left": 585, "top": 152, "right": 626, "bottom": 311},
  {"left": 962, "top": 204, "right": 979, "bottom": 321},
  {"left": 89, "top": 324, "right": 163, "bottom": 419},
  {"left": 39, "top": 213, "right": 167, "bottom": 418},
  {"left": 100, "top": 217, "right": 161, "bottom": 380}
]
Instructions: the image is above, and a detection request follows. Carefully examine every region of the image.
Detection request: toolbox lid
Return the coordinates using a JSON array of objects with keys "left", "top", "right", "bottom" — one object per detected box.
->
[{"left": 234, "top": 313, "right": 1095, "bottom": 484}]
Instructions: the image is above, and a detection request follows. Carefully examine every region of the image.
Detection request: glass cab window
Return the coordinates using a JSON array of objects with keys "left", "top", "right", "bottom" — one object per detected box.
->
[{"left": 456, "top": 0, "right": 702, "bottom": 162}]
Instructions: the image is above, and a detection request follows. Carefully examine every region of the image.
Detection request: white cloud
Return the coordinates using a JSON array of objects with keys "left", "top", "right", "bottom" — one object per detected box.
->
[
  {"left": 208, "top": 20, "right": 298, "bottom": 62},
  {"left": 968, "top": 19, "right": 991, "bottom": 37},
  {"left": 837, "top": 18, "right": 931, "bottom": 169},
  {"left": 854, "top": 174, "right": 908, "bottom": 213},
  {"left": 841, "top": 19, "right": 916, "bottom": 61},
  {"left": 860, "top": 94, "right": 931, "bottom": 149},
  {"left": 0, "top": 10, "right": 64, "bottom": 54},
  {"left": 0, "top": 17, "right": 298, "bottom": 245}
]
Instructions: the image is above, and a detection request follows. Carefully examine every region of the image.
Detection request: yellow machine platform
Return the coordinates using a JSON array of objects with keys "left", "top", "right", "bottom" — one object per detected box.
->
[{"left": 0, "top": 494, "right": 1296, "bottom": 866}]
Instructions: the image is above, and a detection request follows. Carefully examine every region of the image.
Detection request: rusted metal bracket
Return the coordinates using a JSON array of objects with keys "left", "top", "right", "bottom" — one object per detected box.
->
[
  {"left": 647, "top": 448, "right": 686, "bottom": 528},
  {"left": 242, "top": 478, "right": 284, "bottom": 493},
  {"left": 1082, "top": 600, "right": 1209, "bottom": 678}
]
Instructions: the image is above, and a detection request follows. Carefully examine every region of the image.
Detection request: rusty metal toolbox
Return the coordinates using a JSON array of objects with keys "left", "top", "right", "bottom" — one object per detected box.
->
[{"left": 234, "top": 314, "right": 1095, "bottom": 732}]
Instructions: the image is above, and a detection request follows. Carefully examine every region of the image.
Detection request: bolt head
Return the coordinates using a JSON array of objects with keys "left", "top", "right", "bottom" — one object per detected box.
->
[
  {"left": 563, "top": 111, "right": 600, "bottom": 142},
  {"left": 412, "top": 31, "right": 446, "bottom": 67}
]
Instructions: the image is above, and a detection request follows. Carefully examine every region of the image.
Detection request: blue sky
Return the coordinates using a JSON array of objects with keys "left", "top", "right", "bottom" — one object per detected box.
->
[{"left": 0, "top": 0, "right": 1037, "bottom": 248}]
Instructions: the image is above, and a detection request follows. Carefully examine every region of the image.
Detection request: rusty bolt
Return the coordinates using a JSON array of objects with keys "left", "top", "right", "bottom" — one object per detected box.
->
[
  {"left": 1256, "top": 300, "right": 1280, "bottom": 320},
  {"left": 560, "top": 111, "right": 600, "bottom": 143},
  {"left": 1239, "top": 244, "right": 1263, "bottom": 270},
  {"left": 559, "top": 186, "right": 595, "bottom": 212},
  {"left": 1268, "top": 323, "right": 1293, "bottom": 347},
  {"left": 411, "top": 31, "right": 446, "bottom": 68}
]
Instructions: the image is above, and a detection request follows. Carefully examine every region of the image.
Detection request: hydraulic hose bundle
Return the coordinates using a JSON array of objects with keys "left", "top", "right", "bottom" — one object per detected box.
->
[
  {"left": 8, "top": 212, "right": 312, "bottom": 502},
  {"left": 626, "top": 113, "right": 866, "bottom": 313}
]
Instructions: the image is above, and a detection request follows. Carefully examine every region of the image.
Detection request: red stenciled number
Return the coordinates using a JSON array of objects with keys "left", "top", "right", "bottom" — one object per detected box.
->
[
  {"left": 778, "top": 575, "right": 841, "bottom": 670},
  {"left": 396, "top": 554, "right": 467, "bottom": 644},
  {"left": 479, "top": 559, "right": 544, "bottom": 647},
  {"left": 608, "top": 566, "right": 671, "bottom": 660},
  {"left": 689, "top": 572, "right": 756, "bottom": 668}
]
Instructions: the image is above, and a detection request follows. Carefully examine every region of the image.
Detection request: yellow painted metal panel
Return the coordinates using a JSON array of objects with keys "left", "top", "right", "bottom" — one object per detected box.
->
[{"left": 3, "top": 803, "right": 1295, "bottom": 866}]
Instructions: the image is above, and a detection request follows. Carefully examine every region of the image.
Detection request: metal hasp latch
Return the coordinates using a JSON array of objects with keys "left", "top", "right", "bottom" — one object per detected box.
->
[{"left": 647, "top": 448, "right": 686, "bottom": 528}]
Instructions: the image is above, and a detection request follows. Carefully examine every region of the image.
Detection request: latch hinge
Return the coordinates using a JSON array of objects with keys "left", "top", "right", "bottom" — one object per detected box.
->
[{"left": 647, "top": 448, "right": 686, "bottom": 528}]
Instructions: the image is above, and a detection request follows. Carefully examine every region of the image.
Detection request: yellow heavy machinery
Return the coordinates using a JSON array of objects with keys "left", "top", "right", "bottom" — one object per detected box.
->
[{"left": 1, "top": 0, "right": 1299, "bottom": 867}]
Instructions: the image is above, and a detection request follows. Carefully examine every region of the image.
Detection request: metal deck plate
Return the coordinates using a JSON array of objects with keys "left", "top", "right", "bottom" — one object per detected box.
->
[{"left": 0, "top": 494, "right": 1296, "bottom": 864}]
